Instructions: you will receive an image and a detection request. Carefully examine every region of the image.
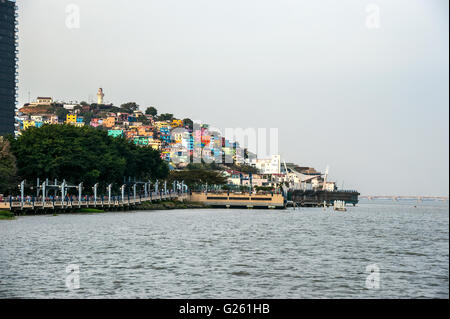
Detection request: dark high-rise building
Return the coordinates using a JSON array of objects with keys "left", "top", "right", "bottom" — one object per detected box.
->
[{"left": 0, "top": 0, "right": 18, "bottom": 136}]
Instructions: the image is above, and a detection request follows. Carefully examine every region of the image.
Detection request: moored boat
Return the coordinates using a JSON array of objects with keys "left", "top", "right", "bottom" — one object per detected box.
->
[{"left": 333, "top": 200, "right": 347, "bottom": 212}]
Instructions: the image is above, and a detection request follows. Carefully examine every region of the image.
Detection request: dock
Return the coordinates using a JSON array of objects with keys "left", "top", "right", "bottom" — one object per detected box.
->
[
  {"left": 289, "top": 190, "right": 360, "bottom": 207},
  {"left": 190, "top": 192, "right": 286, "bottom": 209}
]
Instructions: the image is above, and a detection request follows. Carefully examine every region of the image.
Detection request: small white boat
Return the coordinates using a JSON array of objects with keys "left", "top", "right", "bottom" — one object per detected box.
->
[{"left": 333, "top": 200, "right": 347, "bottom": 212}]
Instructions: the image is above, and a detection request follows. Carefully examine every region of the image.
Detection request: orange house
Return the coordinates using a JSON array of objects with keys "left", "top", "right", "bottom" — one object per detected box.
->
[
  {"left": 125, "top": 130, "right": 137, "bottom": 139},
  {"left": 103, "top": 117, "right": 116, "bottom": 128}
]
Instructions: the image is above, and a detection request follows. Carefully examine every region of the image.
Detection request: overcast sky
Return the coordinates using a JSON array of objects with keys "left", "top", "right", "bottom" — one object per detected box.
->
[{"left": 17, "top": 0, "right": 449, "bottom": 196}]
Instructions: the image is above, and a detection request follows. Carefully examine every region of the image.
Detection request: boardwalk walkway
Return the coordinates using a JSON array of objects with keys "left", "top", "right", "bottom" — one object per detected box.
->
[{"left": 0, "top": 192, "right": 189, "bottom": 212}]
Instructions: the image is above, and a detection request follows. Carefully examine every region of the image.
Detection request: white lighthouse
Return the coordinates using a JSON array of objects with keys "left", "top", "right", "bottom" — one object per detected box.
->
[{"left": 97, "top": 88, "right": 104, "bottom": 105}]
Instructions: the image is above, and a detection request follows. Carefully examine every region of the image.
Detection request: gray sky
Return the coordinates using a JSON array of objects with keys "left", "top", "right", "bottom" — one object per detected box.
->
[{"left": 17, "top": 0, "right": 449, "bottom": 196}]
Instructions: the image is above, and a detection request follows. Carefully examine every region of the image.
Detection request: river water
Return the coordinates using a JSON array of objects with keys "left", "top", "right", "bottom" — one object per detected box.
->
[{"left": 0, "top": 200, "right": 448, "bottom": 299}]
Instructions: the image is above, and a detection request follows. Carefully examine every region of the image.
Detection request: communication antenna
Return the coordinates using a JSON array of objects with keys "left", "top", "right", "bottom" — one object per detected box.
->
[
  {"left": 323, "top": 165, "right": 330, "bottom": 190},
  {"left": 283, "top": 160, "right": 291, "bottom": 186}
]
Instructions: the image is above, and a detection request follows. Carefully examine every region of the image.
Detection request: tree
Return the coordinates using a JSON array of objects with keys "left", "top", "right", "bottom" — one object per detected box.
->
[
  {"left": 145, "top": 106, "right": 158, "bottom": 117},
  {"left": 167, "top": 169, "right": 226, "bottom": 188},
  {"left": 120, "top": 102, "right": 139, "bottom": 112},
  {"left": 138, "top": 115, "right": 150, "bottom": 125},
  {"left": 0, "top": 136, "right": 18, "bottom": 194},
  {"left": 55, "top": 107, "right": 69, "bottom": 121},
  {"left": 228, "top": 163, "right": 259, "bottom": 174},
  {"left": 158, "top": 113, "right": 174, "bottom": 121},
  {"left": 183, "top": 118, "right": 193, "bottom": 129},
  {"left": 186, "top": 161, "right": 221, "bottom": 171},
  {"left": 9, "top": 125, "right": 169, "bottom": 190},
  {"left": 80, "top": 111, "right": 94, "bottom": 124}
]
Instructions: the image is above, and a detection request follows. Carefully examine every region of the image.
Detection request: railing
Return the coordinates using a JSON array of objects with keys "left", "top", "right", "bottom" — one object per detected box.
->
[{"left": 1, "top": 192, "right": 189, "bottom": 211}]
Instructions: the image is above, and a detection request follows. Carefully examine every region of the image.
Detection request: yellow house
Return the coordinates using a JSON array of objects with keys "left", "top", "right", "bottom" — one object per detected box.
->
[
  {"left": 129, "top": 122, "right": 143, "bottom": 129},
  {"left": 66, "top": 114, "right": 77, "bottom": 124},
  {"left": 173, "top": 132, "right": 183, "bottom": 143},
  {"left": 155, "top": 121, "right": 171, "bottom": 130},
  {"left": 23, "top": 120, "right": 35, "bottom": 130},
  {"left": 137, "top": 127, "right": 154, "bottom": 137},
  {"left": 171, "top": 119, "right": 183, "bottom": 128},
  {"left": 148, "top": 139, "right": 162, "bottom": 150}
]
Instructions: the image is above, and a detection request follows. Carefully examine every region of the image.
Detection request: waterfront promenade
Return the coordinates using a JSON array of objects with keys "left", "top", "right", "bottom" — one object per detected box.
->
[
  {"left": 0, "top": 192, "right": 189, "bottom": 212},
  {"left": 0, "top": 191, "right": 287, "bottom": 212}
]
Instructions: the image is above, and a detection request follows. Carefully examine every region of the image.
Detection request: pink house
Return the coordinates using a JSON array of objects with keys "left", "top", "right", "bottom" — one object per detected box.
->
[{"left": 90, "top": 118, "right": 100, "bottom": 128}]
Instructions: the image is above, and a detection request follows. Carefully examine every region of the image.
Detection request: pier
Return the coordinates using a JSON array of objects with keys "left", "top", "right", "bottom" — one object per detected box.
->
[
  {"left": 0, "top": 178, "right": 190, "bottom": 214},
  {"left": 289, "top": 190, "right": 360, "bottom": 207},
  {"left": 0, "top": 192, "right": 189, "bottom": 213},
  {"left": 190, "top": 192, "right": 286, "bottom": 209}
]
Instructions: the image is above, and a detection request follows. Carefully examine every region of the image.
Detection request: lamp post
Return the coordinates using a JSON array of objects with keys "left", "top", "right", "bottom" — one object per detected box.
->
[
  {"left": 144, "top": 182, "right": 148, "bottom": 198},
  {"left": 93, "top": 183, "right": 99, "bottom": 205},
  {"left": 108, "top": 184, "right": 113, "bottom": 204},
  {"left": 61, "top": 180, "right": 67, "bottom": 207},
  {"left": 19, "top": 180, "right": 25, "bottom": 209},
  {"left": 121, "top": 184, "right": 126, "bottom": 203},
  {"left": 149, "top": 180, "right": 152, "bottom": 200},
  {"left": 36, "top": 178, "right": 40, "bottom": 197},
  {"left": 150, "top": 180, "right": 153, "bottom": 199},
  {"left": 78, "top": 182, "right": 83, "bottom": 208},
  {"left": 54, "top": 178, "right": 58, "bottom": 198},
  {"left": 42, "top": 181, "right": 46, "bottom": 207}
]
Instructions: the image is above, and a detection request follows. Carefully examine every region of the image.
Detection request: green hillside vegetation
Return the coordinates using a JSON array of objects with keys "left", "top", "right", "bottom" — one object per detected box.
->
[{"left": 8, "top": 124, "right": 169, "bottom": 190}]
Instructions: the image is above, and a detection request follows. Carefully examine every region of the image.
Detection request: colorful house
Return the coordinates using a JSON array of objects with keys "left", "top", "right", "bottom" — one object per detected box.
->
[
  {"left": 125, "top": 130, "right": 137, "bottom": 139},
  {"left": 170, "top": 119, "right": 183, "bottom": 128},
  {"left": 148, "top": 139, "right": 162, "bottom": 150},
  {"left": 103, "top": 117, "right": 115, "bottom": 128},
  {"left": 90, "top": 118, "right": 100, "bottom": 128},
  {"left": 108, "top": 130, "right": 124, "bottom": 138},
  {"left": 44, "top": 115, "right": 58, "bottom": 125},
  {"left": 23, "top": 120, "right": 35, "bottom": 130},
  {"left": 66, "top": 114, "right": 77, "bottom": 124},
  {"left": 133, "top": 136, "right": 150, "bottom": 146}
]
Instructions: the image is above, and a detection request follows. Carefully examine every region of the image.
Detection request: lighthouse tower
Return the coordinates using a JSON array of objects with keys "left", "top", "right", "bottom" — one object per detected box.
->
[{"left": 97, "top": 88, "right": 104, "bottom": 105}]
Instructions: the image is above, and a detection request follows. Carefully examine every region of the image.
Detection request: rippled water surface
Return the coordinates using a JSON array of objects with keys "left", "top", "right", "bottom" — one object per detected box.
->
[{"left": 0, "top": 201, "right": 448, "bottom": 298}]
